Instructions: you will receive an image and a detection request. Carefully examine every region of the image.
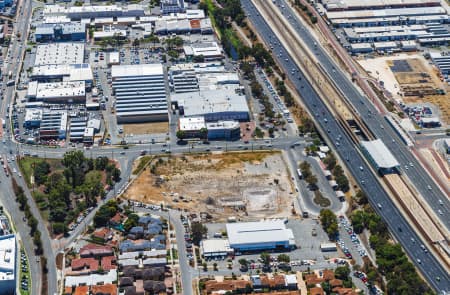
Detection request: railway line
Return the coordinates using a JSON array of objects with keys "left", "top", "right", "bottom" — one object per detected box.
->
[{"left": 248, "top": 0, "right": 450, "bottom": 283}]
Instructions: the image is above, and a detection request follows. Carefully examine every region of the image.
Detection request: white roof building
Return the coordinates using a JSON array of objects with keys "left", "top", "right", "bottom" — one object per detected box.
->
[
  {"left": 179, "top": 117, "right": 206, "bottom": 131},
  {"left": 0, "top": 234, "right": 16, "bottom": 291},
  {"left": 34, "top": 43, "right": 85, "bottom": 66},
  {"left": 201, "top": 239, "right": 233, "bottom": 257},
  {"left": 65, "top": 269, "right": 117, "bottom": 287},
  {"left": 226, "top": 221, "right": 295, "bottom": 251},
  {"left": 183, "top": 42, "right": 223, "bottom": 60},
  {"left": 361, "top": 139, "right": 400, "bottom": 173},
  {"left": 36, "top": 81, "right": 86, "bottom": 103}
]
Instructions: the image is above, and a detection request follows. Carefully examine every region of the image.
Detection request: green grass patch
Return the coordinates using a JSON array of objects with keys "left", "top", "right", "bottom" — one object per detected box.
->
[
  {"left": 313, "top": 191, "right": 331, "bottom": 207},
  {"left": 132, "top": 156, "right": 154, "bottom": 175},
  {"left": 19, "top": 244, "right": 31, "bottom": 295},
  {"left": 18, "top": 157, "right": 62, "bottom": 187}
]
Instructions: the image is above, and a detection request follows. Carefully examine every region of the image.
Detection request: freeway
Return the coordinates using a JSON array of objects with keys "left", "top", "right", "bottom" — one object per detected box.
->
[
  {"left": 276, "top": 0, "right": 450, "bottom": 226},
  {"left": 241, "top": 0, "right": 450, "bottom": 292}
]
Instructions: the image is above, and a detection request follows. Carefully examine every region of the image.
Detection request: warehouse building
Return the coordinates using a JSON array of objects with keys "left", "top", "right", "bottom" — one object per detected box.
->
[
  {"left": 0, "top": 235, "right": 16, "bottom": 295},
  {"left": 183, "top": 42, "right": 223, "bottom": 61},
  {"left": 44, "top": 4, "right": 145, "bottom": 20},
  {"left": 160, "top": 0, "right": 185, "bottom": 14},
  {"left": 34, "top": 42, "right": 85, "bottom": 66},
  {"left": 34, "top": 23, "right": 86, "bottom": 43},
  {"left": 360, "top": 139, "right": 400, "bottom": 175},
  {"left": 39, "top": 111, "right": 68, "bottom": 140},
  {"left": 174, "top": 88, "right": 249, "bottom": 122},
  {"left": 206, "top": 120, "right": 241, "bottom": 141},
  {"left": 201, "top": 239, "right": 234, "bottom": 258},
  {"left": 322, "top": 0, "right": 440, "bottom": 11},
  {"left": 24, "top": 109, "right": 43, "bottom": 128},
  {"left": 226, "top": 221, "right": 295, "bottom": 252},
  {"left": 31, "top": 64, "right": 93, "bottom": 87},
  {"left": 112, "top": 64, "right": 169, "bottom": 123},
  {"left": 31, "top": 81, "right": 86, "bottom": 104}
]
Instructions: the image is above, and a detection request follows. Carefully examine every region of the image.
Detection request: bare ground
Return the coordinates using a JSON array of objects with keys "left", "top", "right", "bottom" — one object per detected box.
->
[
  {"left": 123, "top": 122, "right": 169, "bottom": 134},
  {"left": 124, "top": 151, "right": 297, "bottom": 222}
]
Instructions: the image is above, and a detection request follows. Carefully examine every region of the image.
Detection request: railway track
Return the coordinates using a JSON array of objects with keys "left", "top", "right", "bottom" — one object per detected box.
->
[{"left": 252, "top": 0, "right": 450, "bottom": 272}]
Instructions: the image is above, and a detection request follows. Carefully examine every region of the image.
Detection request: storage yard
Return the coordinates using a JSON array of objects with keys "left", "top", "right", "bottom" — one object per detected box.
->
[
  {"left": 358, "top": 54, "right": 450, "bottom": 124},
  {"left": 124, "top": 152, "right": 296, "bottom": 221}
]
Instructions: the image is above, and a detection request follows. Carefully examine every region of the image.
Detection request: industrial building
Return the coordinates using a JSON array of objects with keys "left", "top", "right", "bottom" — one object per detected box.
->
[
  {"left": 174, "top": 88, "right": 249, "bottom": 122},
  {"left": 24, "top": 109, "right": 43, "bottom": 128},
  {"left": 111, "top": 64, "right": 169, "bottom": 123},
  {"left": 39, "top": 111, "right": 68, "bottom": 140},
  {"left": 183, "top": 42, "right": 223, "bottom": 61},
  {"left": 34, "top": 42, "right": 85, "bottom": 66},
  {"left": 0, "top": 234, "right": 16, "bottom": 295},
  {"left": 178, "top": 117, "right": 241, "bottom": 141},
  {"left": 360, "top": 139, "right": 400, "bottom": 174},
  {"left": 206, "top": 120, "right": 241, "bottom": 141},
  {"left": 201, "top": 239, "right": 234, "bottom": 258},
  {"left": 160, "top": 0, "right": 185, "bottom": 14},
  {"left": 31, "top": 63, "right": 93, "bottom": 86},
  {"left": 44, "top": 4, "right": 145, "bottom": 20},
  {"left": 226, "top": 221, "right": 295, "bottom": 252},
  {"left": 321, "top": 0, "right": 440, "bottom": 11},
  {"left": 34, "top": 23, "right": 86, "bottom": 42},
  {"left": 27, "top": 81, "right": 86, "bottom": 104}
]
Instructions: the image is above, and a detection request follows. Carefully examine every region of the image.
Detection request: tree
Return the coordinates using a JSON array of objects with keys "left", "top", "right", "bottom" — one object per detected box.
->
[
  {"left": 176, "top": 130, "right": 186, "bottom": 141},
  {"left": 34, "top": 161, "right": 50, "bottom": 185},
  {"left": 238, "top": 258, "right": 248, "bottom": 267},
  {"left": 124, "top": 213, "right": 139, "bottom": 232},
  {"left": 305, "top": 174, "right": 318, "bottom": 189},
  {"left": 199, "top": 128, "right": 208, "bottom": 140},
  {"left": 202, "top": 262, "right": 207, "bottom": 271},
  {"left": 213, "top": 262, "right": 218, "bottom": 271},
  {"left": 334, "top": 265, "right": 350, "bottom": 280},
  {"left": 191, "top": 222, "right": 207, "bottom": 246},
  {"left": 323, "top": 153, "right": 336, "bottom": 170},
  {"left": 319, "top": 209, "right": 338, "bottom": 239},
  {"left": 277, "top": 254, "right": 290, "bottom": 264},
  {"left": 62, "top": 150, "right": 87, "bottom": 187},
  {"left": 260, "top": 252, "right": 271, "bottom": 267}
]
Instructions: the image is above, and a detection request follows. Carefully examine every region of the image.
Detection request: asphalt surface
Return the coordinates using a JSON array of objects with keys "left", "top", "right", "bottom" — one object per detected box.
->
[
  {"left": 241, "top": 0, "right": 450, "bottom": 292},
  {"left": 276, "top": 0, "right": 450, "bottom": 226}
]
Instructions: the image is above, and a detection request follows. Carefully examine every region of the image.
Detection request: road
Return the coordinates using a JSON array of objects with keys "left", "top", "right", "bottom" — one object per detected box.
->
[
  {"left": 241, "top": 0, "right": 450, "bottom": 292},
  {"left": 276, "top": 0, "right": 450, "bottom": 226}
]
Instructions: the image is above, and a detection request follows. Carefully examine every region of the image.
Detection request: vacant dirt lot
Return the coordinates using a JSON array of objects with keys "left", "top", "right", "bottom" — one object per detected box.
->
[
  {"left": 124, "top": 152, "right": 297, "bottom": 221},
  {"left": 123, "top": 122, "right": 169, "bottom": 134}
]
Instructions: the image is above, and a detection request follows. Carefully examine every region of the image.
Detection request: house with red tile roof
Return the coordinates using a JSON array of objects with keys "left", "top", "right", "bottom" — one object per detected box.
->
[
  {"left": 101, "top": 256, "right": 117, "bottom": 271},
  {"left": 74, "top": 285, "right": 89, "bottom": 295},
  {"left": 110, "top": 213, "right": 123, "bottom": 225},
  {"left": 92, "top": 228, "right": 113, "bottom": 242},
  {"left": 71, "top": 258, "right": 99, "bottom": 272},
  {"left": 305, "top": 274, "right": 324, "bottom": 286},
  {"left": 91, "top": 284, "right": 118, "bottom": 295},
  {"left": 204, "top": 280, "right": 251, "bottom": 294},
  {"left": 80, "top": 244, "right": 114, "bottom": 258},
  {"left": 310, "top": 287, "right": 325, "bottom": 295}
]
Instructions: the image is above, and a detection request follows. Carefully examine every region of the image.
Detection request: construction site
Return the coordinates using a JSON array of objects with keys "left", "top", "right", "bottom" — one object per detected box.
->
[
  {"left": 358, "top": 55, "right": 450, "bottom": 125},
  {"left": 124, "top": 152, "right": 296, "bottom": 222}
]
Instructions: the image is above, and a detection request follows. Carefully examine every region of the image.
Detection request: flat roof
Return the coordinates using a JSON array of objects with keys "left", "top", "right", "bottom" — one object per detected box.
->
[
  {"left": 226, "top": 221, "right": 294, "bottom": 246},
  {"left": 65, "top": 269, "right": 117, "bottom": 287},
  {"left": 35, "top": 43, "right": 84, "bottom": 66},
  {"left": 174, "top": 87, "right": 249, "bottom": 117},
  {"left": 0, "top": 235, "right": 16, "bottom": 281},
  {"left": 323, "top": 0, "right": 440, "bottom": 10},
  {"left": 206, "top": 120, "right": 240, "bottom": 130},
  {"left": 184, "top": 42, "right": 222, "bottom": 57},
  {"left": 112, "top": 64, "right": 164, "bottom": 78},
  {"left": 36, "top": 81, "right": 85, "bottom": 99},
  {"left": 201, "top": 239, "right": 233, "bottom": 254},
  {"left": 179, "top": 116, "right": 205, "bottom": 131},
  {"left": 326, "top": 6, "right": 446, "bottom": 20},
  {"left": 361, "top": 139, "right": 400, "bottom": 168}
]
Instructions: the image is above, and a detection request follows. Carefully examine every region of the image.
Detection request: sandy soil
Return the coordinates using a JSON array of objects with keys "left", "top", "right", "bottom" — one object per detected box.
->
[
  {"left": 358, "top": 54, "right": 450, "bottom": 124},
  {"left": 123, "top": 122, "right": 169, "bottom": 135},
  {"left": 124, "top": 152, "right": 297, "bottom": 222}
]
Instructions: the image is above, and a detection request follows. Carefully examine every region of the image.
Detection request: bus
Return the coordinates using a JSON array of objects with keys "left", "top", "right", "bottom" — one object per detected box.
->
[{"left": 297, "top": 169, "right": 303, "bottom": 179}]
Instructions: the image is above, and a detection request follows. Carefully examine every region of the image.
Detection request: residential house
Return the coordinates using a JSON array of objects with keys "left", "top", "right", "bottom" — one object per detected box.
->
[
  {"left": 110, "top": 213, "right": 123, "bottom": 226},
  {"left": 305, "top": 274, "right": 324, "bottom": 286},
  {"left": 204, "top": 280, "right": 251, "bottom": 294},
  {"left": 91, "top": 284, "right": 118, "bottom": 295},
  {"left": 310, "top": 287, "right": 325, "bottom": 295},
  {"left": 71, "top": 257, "right": 99, "bottom": 273},
  {"left": 143, "top": 280, "right": 166, "bottom": 293},
  {"left": 92, "top": 228, "right": 113, "bottom": 242},
  {"left": 79, "top": 244, "right": 114, "bottom": 258}
]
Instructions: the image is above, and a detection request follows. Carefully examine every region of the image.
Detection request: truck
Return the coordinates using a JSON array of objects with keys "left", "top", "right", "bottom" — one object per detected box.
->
[
  {"left": 296, "top": 169, "right": 303, "bottom": 179},
  {"left": 6, "top": 80, "right": 15, "bottom": 86},
  {"left": 8, "top": 71, "right": 12, "bottom": 79}
]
